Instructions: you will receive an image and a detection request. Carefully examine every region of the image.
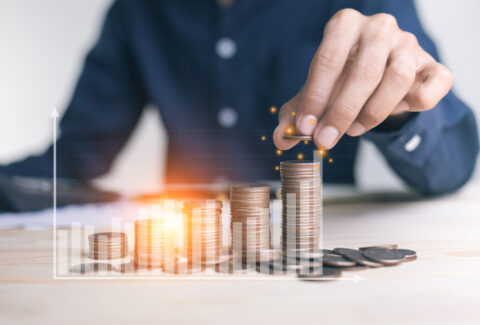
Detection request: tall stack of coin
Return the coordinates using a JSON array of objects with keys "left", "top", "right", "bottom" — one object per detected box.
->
[
  {"left": 88, "top": 232, "right": 127, "bottom": 260},
  {"left": 183, "top": 200, "right": 223, "bottom": 264},
  {"left": 134, "top": 219, "right": 172, "bottom": 267},
  {"left": 230, "top": 185, "right": 270, "bottom": 262},
  {"left": 280, "top": 160, "right": 322, "bottom": 257}
]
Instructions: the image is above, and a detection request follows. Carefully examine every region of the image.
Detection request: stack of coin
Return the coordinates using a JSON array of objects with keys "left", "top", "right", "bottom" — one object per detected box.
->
[
  {"left": 88, "top": 232, "right": 127, "bottom": 260},
  {"left": 183, "top": 200, "right": 223, "bottom": 264},
  {"left": 280, "top": 160, "right": 322, "bottom": 257},
  {"left": 134, "top": 219, "right": 173, "bottom": 267},
  {"left": 230, "top": 185, "right": 270, "bottom": 262}
]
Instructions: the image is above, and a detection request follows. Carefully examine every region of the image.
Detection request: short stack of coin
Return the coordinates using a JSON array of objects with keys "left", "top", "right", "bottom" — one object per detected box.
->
[
  {"left": 134, "top": 219, "right": 172, "bottom": 267},
  {"left": 88, "top": 232, "right": 127, "bottom": 260},
  {"left": 230, "top": 185, "right": 271, "bottom": 263},
  {"left": 280, "top": 160, "right": 322, "bottom": 258},
  {"left": 183, "top": 200, "right": 223, "bottom": 265}
]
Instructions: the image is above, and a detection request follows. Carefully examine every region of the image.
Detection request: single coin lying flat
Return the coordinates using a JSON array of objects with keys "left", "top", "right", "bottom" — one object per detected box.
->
[
  {"left": 359, "top": 244, "right": 398, "bottom": 251},
  {"left": 362, "top": 247, "right": 405, "bottom": 265}
]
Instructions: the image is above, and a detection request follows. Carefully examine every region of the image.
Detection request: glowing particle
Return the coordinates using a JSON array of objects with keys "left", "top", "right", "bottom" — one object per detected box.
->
[
  {"left": 316, "top": 149, "right": 327, "bottom": 158},
  {"left": 276, "top": 149, "right": 283, "bottom": 156},
  {"left": 261, "top": 135, "right": 266, "bottom": 141},
  {"left": 304, "top": 140, "right": 309, "bottom": 145},
  {"left": 291, "top": 111, "right": 296, "bottom": 117},
  {"left": 285, "top": 126, "right": 295, "bottom": 135},
  {"left": 297, "top": 153, "right": 304, "bottom": 160},
  {"left": 270, "top": 106, "right": 277, "bottom": 114},
  {"left": 274, "top": 165, "right": 279, "bottom": 171},
  {"left": 328, "top": 158, "right": 334, "bottom": 163},
  {"left": 309, "top": 118, "right": 316, "bottom": 125}
]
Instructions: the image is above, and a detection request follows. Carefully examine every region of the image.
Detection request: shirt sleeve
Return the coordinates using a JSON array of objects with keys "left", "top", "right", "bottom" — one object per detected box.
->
[
  {"left": 334, "top": 0, "right": 479, "bottom": 195},
  {"left": 0, "top": 0, "right": 146, "bottom": 180}
]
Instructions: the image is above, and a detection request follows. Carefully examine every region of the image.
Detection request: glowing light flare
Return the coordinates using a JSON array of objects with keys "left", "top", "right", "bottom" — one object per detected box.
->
[
  {"left": 328, "top": 158, "right": 334, "bottom": 163},
  {"left": 297, "top": 153, "right": 304, "bottom": 160},
  {"left": 316, "top": 149, "right": 328, "bottom": 158},
  {"left": 269, "top": 106, "right": 277, "bottom": 114},
  {"left": 285, "top": 125, "right": 295, "bottom": 135},
  {"left": 291, "top": 111, "right": 296, "bottom": 117},
  {"left": 276, "top": 149, "right": 283, "bottom": 156},
  {"left": 274, "top": 165, "right": 279, "bottom": 171},
  {"left": 261, "top": 135, "right": 266, "bottom": 141},
  {"left": 304, "top": 140, "right": 309, "bottom": 145}
]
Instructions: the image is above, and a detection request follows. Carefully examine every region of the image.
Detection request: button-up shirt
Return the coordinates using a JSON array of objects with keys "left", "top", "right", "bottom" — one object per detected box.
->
[{"left": 2, "top": 0, "right": 478, "bottom": 195}]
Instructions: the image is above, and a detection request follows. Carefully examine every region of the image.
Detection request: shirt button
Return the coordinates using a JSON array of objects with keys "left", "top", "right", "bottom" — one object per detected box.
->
[
  {"left": 218, "top": 107, "right": 238, "bottom": 128},
  {"left": 404, "top": 134, "right": 421, "bottom": 152},
  {"left": 216, "top": 37, "right": 236, "bottom": 59}
]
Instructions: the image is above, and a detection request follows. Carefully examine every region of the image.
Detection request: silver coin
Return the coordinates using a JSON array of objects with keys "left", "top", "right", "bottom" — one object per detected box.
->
[
  {"left": 334, "top": 248, "right": 383, "bottom": 268},
  {"left": 322, "top": 254, "right": 356, "bottom": 267},
  {"left": 394, "top": 248, "right": 417, "bottom": 259},
  {"left": 359, "top": 244, "right": 398, "bottom": 251},
  {"left": 362, "top": 247, "right": 405, "bottom": 265}
]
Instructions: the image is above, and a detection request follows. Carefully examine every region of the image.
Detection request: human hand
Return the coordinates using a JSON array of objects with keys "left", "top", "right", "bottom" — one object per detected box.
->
[{"left": 274, "top": 9, "right": 453, "bottom": 150}]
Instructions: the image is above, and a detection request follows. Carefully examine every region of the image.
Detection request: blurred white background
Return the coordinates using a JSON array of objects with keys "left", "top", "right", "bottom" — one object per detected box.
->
[{"left": 0, "top": 0, "right": 478, "bottom": 194}]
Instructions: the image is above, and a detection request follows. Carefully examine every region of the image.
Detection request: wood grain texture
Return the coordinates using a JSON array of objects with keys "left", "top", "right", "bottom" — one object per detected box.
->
[{"left": 1, "top": 185, "right": 480, "bottom": 324}]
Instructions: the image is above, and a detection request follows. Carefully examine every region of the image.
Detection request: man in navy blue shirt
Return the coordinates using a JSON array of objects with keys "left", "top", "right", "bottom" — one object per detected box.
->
[{"left": 1, "top": 0, "right": 478, "bottom": 195}]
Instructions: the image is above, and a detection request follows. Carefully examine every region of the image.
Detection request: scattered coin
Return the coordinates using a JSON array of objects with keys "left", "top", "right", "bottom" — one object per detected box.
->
[
  {"left": 394, "top": 248, "right": 417, "bottom": 259},
  {"left": 362, "top": 247, "right": 405, "bottom": 265},
  {"left": 359, "top": 244, "right": 398, "bottom": 251},
  {"left": 334, "top": 247, "right": 383, "bottom": 268},
  {"left": 322, "top": 254, "right": 356, "bottom": 267}
]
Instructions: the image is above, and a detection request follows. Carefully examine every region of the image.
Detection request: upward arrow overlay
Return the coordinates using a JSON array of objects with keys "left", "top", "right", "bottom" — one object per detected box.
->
[{"left": 51, "top": 108, "right": 59, "bottom": 279}]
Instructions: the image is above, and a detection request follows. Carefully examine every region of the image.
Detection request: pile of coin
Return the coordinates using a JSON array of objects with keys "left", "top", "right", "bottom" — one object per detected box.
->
[
  {"left": 253, "top": 245, "right": 417, "bottom": 279},
  {"left": 230, "top": 185, "right": 271, "bottom": 263},
  {"left": 88, "top": 232, "right": 127, "bottom": 260},
  {"left": 183, "top": 200, "right": 223, "bottom": 264},
  {"left": 134, "top": 219, "right": 173, "bottom": 267},
  {"left": 280, "top": 160, "right": 322, "bottom": 257}
]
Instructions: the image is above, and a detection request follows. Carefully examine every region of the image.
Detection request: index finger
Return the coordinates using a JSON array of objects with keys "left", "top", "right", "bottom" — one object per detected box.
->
[{"left": 295, "top": 9, "right": 363, "bottom": 136}]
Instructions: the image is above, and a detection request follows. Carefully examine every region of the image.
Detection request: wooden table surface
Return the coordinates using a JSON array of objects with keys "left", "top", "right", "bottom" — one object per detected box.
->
[{"left": 1, "top": 185, "right": 480, "bottom": 324}]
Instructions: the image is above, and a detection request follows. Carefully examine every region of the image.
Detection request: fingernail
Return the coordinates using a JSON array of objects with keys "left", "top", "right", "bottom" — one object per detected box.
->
[
  {"left": 299, "top": 115, "right": 318, "bottom": 135},
  {"left": 347, "top": 122, "right": 365, "bottom": 136},
  {"left": 315, "top": 126, "right": 339, "bottom": 149}
]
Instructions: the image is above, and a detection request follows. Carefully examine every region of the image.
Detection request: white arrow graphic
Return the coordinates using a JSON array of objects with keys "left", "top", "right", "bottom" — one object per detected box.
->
[{"left": 51, "top": 108, "right": 59, "bottom": 279}]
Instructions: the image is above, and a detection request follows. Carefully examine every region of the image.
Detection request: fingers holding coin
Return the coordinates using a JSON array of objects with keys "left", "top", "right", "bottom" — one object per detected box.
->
[{"left": 274, "top": 9, "right": 453, "bottom": 151}]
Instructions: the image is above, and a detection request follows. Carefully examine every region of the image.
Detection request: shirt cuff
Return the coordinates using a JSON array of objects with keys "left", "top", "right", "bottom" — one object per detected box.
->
[{"left": 363, "top": 109, "right": 442, "bottom": 169}]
